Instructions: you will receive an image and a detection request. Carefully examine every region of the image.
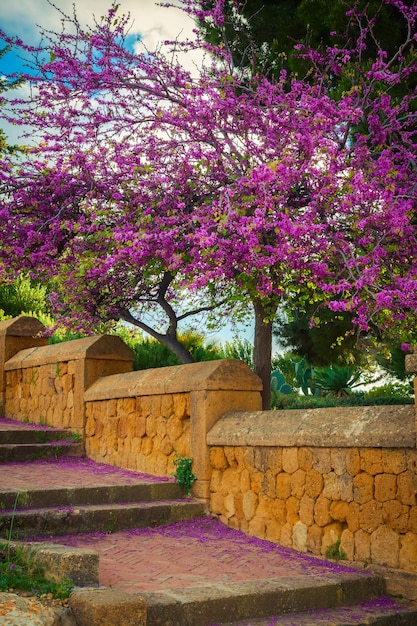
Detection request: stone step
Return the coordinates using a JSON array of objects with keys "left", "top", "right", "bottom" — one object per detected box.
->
[
  {"left": 142, "top": 574, "right": 411, "bottom": 626},
  {"left": 0, "top": 481, "right": 185, "bottom": 510},
  {"left": 0, "top": 441, "right": 84, "bottom": 462},
  {"left": 0, "top": 424, "right": 77, "bottom": 445},
  {"left": 214, "top": 598, "right": 417, "bottom": 626},
  {"left": 0, "top": 499, "right": 208, "bottom": 539}
]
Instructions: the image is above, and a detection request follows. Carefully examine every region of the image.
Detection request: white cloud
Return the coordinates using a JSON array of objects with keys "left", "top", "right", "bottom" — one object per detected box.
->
[{"left": 1, "top": 0, "right": 196, "bottom": 52}]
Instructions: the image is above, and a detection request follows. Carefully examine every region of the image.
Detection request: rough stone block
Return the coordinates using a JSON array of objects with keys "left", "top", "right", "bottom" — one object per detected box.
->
[
  {"left": 282, "top": 447, "right": 299, "bottom": 474},
  {"left": 340, "top": 528, "right": 354, "bottom": 561},
  {"left": 331, "top": 449, "right": 346, "bottom": 476},
  {"left": 354, "top": 529, "right": 371, "bottom": 562},
  {"left": 27, "top": 543, "right": 99, "bottom": 587},
  {"left": 321, "top": 522, "right": 344, "bottom": 555},
  {"left": 374, "top": 473, "right": 397, "bottom": 502},
  {"left": 346, "top": 449, "right": 361, "bottom": 476},
  {"left": 166, "top": 414, "right": 183, "bottom": 442},
  {"left": 250, "top": 470, "right": 263, "bottom": 494},
  {"left": 262, "top": 469, "right": 276, "bottom": 498},
  {"left": 221, "top": 467, "right": 241, "bottom": 495},
  {"left": 360, "top": 449, "right": 383, "bottom": 475},
  {"left": 286, "top": 495, "right": 301, "bottom": 525},
  {"left": 224, "top": 446, "right": 237, "bottom": 467},
  {"left": 307, "top": 524, "right": 323, "bottom": 554},
  {"left": 353, "top": 473, "right": 373, "bottom": 504},
  {"left": 69, "top": 589, "right": 146, "bottom": 626},
  {"left": 312, "top": 449, "right": 331, "bottom": 474},
  {"left": 322, "top": 472, "right": 342, "bottom": 500},
  {"left": 399, "top": 532, "right": 417, "bottom": 572},
  {"left": 298, "top": 447, "right": 313, "bottom": 471},
  {"left": 382, "top": 450, "right": 407, "bottom": 474},
  {"left": 272, "top": 499, "right": 287, "bottom": 526},
  {"left": 290, "top": 469, "right": 306, "bottom": 498},
  {"left": 299, "top": 494, "right": 315, "bottom": 527},
  {"left": 409, "top": 506, "right": 417, "bottom": 533},
  {"left": 292, "top": 520, "right": 308, "bottom": 552},
  {"left": 242, "top": 490, "right": 258, "bottom": 521},
  {"left": 371, "top": 526, "right": 400, "bottom": 569},
  {"left": 305, "top": 469, "right": 323, "bottom": 498},
  {"left": 210, "top": 447, "right": 229, "bottom": 471},
  {"left": 267, "top": 447, "right": 282, "bottom": 473},
  {"left": 330, "top": 500, "right": 349, "bottom": 522},
  {"left": 397, "top": 471, "right": 417, "bottom": 506},
  {"left": 276, "top": 472, "right": 292, "bottom": 499},
  {"left": 248, "top": 515, "right": 266, "bottom": 538},
  {"left": 359, "top": 500, "right": 383, "bottom": 533},
  {"left": 240, "top": 467, "right": 251, "bottom": 493},
  {"left": 314, "top": 495, "right": 331, "bottom": 527}
]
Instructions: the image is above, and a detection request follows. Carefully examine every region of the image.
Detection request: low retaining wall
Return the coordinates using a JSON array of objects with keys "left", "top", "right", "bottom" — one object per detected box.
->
[
  {"left": 3, "top": 324, "right": 134, "bottom": 432},
  {"left": 207, "top": 408, "right": 417, "bottom": 573},
  {"left": 0, "top": 317, "right": 262, "bottom": 498},
  {"left": 84, "top": 362, "right": 262, "bottom": 498}
]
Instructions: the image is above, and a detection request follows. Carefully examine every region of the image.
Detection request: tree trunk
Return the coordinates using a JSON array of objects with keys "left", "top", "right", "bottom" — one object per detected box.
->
[
  {"left": 253, "top": 299, "right": 274, "bottom": 410},
  {"left": 162, "top": 334, "right": 195, "bottom": 364}
]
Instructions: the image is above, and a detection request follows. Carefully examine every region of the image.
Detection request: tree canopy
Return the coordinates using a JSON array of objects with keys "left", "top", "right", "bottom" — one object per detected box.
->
[{"left": 0, "top": 0, "right": 416, "bottom": 407}]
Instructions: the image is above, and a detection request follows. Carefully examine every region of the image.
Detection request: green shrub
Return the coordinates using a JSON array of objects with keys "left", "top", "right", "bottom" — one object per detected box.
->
[
  {"left": 274, "top": 393, "right": 413, "bottom": 410},
  {"left": 364, "top": 381, "right": 413, "bottom": 399}
]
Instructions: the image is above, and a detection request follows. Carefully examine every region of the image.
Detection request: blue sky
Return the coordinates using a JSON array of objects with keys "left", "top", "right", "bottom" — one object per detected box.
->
[{"left": 0, "top": 0, "right": 195, "bottom": 74}]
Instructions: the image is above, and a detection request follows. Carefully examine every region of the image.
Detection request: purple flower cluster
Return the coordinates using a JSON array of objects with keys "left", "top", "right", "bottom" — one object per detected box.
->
[{"left": 0, "top": 0, "right": 416, "bottom": 347}]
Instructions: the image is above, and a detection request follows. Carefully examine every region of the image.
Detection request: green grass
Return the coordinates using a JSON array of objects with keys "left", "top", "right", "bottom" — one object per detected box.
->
[{"left": 0, "top": 543, "right": 73, "bottom": 599}]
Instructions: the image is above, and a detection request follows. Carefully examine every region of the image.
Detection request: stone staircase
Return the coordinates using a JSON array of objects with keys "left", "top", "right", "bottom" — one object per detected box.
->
[
  {"left": 0, "top": 421, "right": 206, "bottom": 539},
  {"left": 1, "top": 418, "right": 417, "bottom": 626},
  {"left": 0, "top": 422, "right": 84, "bottom": 462}
]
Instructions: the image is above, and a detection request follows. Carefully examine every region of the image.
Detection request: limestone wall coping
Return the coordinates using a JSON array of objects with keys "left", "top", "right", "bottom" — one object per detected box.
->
[
  {"left": 5, "top": 335, "right": 134, "bottom": 369},
  {"left": 0, "top": 316, "right": 45, "bottom": 337},
  {"left": 207, "top": 405, "right": 416, "bottom": 448},
  {"left": 85, "top": 359, "right": 262, "bottom": 400}
]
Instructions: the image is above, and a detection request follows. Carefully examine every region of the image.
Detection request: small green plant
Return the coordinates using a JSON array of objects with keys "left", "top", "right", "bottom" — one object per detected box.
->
[
  {"left": 5, "top": 491, "right": 29, "bottom": 556},
  {"left": 312, "top": 365, "right": 362, "bottom": 397},
  {"left": 270, "top": 370, "right": 293, "bottom": 408},
  {"left": 0, "top": 543, "right": 73, "bottom": 599},
  {"left": 173, "top": 452, "right": 196, "bottom": 496},
  {"left": 36, "top": 432, "right": 49, "bottom": 444},
  {"left": 325, "top": 540, "right": 347, "bottom": 561},
  {"left": 68, "top": 432, "right": 83, "bottom": 443}
]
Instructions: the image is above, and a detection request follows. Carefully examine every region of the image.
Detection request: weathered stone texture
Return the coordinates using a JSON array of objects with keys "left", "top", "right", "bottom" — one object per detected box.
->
[
  {"left": 208, "top": 443, "right": 417, "bottom": 574},
  {"left": 5, "top": 363, "right": 75, "bottom": 428},
  {"left": 85, "top": 392, "right": 190, "bottom": 476}
]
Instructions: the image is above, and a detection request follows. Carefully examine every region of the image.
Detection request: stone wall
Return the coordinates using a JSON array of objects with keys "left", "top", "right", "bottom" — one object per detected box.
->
[
  {"left": 5, "top": 361, "right": 77, "bottom": 430},
  {"left": 2, "top": 319, "right": 134, "bottom": 433},
  {"left": 85, "top": 393, "right": 191, "bottom": 476},
  {"left": 84, "top": 362, "right": 262, "bottom": 497},
  {"left": 207, "top": 408, "right": 417, "bottom": 573},
  {"left": 0, "top": 317, "right": 262, "bottom": 498},
  {"left": 2, "top": 316, "right": 417, "bottom": 573}
]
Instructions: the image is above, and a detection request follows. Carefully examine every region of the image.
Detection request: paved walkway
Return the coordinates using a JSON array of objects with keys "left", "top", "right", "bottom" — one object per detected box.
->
[
  {"left": 0, "top": 451, "right": 363, "bottom": 596},
  {"left": 36, "top": 516, "right": 362, "bottom": 594}
]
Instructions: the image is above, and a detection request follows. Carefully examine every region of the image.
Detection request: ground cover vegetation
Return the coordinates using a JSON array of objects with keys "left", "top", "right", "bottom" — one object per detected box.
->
[{"left": 0, "top": 1, "right": 417, "bottom": 408}]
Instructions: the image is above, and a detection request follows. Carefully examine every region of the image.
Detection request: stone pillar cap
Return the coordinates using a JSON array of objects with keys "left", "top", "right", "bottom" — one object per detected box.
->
[{"left": 0, "top": 316, "right": 45, "bottom": 337}]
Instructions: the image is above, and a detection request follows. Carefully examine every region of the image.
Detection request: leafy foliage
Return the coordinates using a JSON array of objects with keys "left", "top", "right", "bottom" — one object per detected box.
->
[
  {"left": 0, "top": 275, "right": 50, "bottom": 318},
  {"left": 274, "top": 393, "right": 413, "bottom": 410},
  {"left": 0, "top": 544, "right": 73, "bottom": 598},
  {"left": 1, "top": 0, "right": 417, "bottom": 411},
  {"left": 312, "top": 365, "right": 362, "bottom": 397},
  {"left": 173, "top": 453, "right": 196, "bottom": 496}
]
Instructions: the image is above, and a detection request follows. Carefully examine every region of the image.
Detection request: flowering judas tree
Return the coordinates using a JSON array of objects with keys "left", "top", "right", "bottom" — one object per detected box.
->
[{"left": 1, "top": 0, "right": 417, "bottom": 407}]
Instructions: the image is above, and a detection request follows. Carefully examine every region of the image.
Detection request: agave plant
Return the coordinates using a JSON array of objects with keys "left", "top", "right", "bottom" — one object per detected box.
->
[{"left": 312, "top": 364, "right": 362, "bottom": 397}]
